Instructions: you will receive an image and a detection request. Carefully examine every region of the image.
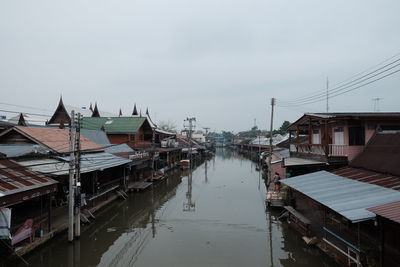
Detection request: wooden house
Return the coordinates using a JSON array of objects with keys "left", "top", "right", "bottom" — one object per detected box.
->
[
  {"left": 284, "top": 112, "right": 400, "bottom": 176},
  {"left": 81, "top": 117, "right": 154, "bottom": 149}
]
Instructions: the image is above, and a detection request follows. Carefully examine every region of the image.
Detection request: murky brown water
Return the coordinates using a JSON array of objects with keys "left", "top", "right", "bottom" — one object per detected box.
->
[{"left": 15, "top": 149, "right": 338, "bottom": 267}]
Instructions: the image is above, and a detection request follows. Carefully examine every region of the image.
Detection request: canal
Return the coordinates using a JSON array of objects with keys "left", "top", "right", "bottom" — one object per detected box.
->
[{"left": 16, "top": 149, "right": 338, "bottom": 267}]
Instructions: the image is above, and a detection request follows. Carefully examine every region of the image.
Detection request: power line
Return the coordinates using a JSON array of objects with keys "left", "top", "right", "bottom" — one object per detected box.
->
[
  {"left": 277, "top": 64, "right": 400, "bottom": 107},
  {"left": 279, "top": 52, "right": 400, "bottom": 104},
  {"left": 278, "top": 59, "right": 400, "bottom": 105}
]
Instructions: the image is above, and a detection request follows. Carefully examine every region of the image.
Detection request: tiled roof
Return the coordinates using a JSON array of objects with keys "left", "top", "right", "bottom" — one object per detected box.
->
[
  {"left": 81, "top": 117, "right": 148, "bottom": 133},
  {"left": 11, "top": 126, "right": 103, "bottom": 154}
]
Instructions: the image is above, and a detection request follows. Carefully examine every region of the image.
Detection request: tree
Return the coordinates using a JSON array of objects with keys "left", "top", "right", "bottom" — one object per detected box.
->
[
  {"left": 279, "top": 121, "right": 291, "bottom": 133},
  {"left": 157, "top": 120, "right": 177, "bottom": 133}
]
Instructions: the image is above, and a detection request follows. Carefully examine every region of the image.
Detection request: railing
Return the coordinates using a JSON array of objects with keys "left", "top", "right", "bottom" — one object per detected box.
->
[
  {"left": 294, "top": 144, "right": 326, "bottom": 156},
  {"left": 329, "top": 144, "right": 348, "bottom": 156}
]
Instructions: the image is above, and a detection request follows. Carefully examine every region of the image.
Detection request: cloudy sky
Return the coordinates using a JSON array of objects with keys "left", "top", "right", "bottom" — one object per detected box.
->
[{"left": 1, "top": 0, "right": 400, "bottom": 132}]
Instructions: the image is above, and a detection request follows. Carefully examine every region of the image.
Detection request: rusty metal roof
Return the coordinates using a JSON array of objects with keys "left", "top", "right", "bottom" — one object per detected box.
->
[
  {"left": 350, "top": 131, "right": 400, "bottom": 176},
  {"left": 367, "top": 201, "right": 400, "bottom": 224},
  {"left": 332, "top": 167, "right": 400, "bottom": 191},
  {"left": 0, "top": 159, "right": 58, "bottom": 207}
]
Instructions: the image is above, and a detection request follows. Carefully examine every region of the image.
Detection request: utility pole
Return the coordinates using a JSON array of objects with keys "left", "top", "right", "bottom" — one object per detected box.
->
[
  {"left": 151, "top": 126, "right": 156, "bottom": 182},
  {"left": 183, "top": 117, "right": 196, "bottom": 212},
  {"left": 68, "top": 111, "right": 76, "bottom": 242},
  {"left": 74, "top": 113, "right": 81, "bottom": 238},
  {"left": 268, "top": 98, "right": 275, "bottom": 185},
  {"left": 326, "top": 77, "right": 329, "bottom": 113}
]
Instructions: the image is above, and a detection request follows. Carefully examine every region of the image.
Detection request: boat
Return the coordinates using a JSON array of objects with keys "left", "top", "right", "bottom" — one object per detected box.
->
[{"left": 180, "top": 159, "right": 190, "bottom": 169}]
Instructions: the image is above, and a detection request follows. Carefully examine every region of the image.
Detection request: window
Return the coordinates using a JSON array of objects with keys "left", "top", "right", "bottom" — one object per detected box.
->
[
  {"left": 129, "top": 135, "right": 135, "bottom": 142},
  {"left": 348, "top": 126, "right": 365, "bottom": 146},
  {"left": 333, "top": 127, "right": 344, "bottom": 145},
  {"left": 312, "top": 129, "right": 320, "bottom": 144}
]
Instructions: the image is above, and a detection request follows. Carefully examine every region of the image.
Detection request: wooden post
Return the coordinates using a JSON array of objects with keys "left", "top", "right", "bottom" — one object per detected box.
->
[
  {"left": 324, "top": 119, "right": 329, "bottom": 158},
  {"left": 308, "top": 118, "right": 312, "bottom": 144},
  {"left": 48, "top": 193, "right": 52, "bottom": 232},
  {"left": 380, "top": 218, "right": 385, "bottom": 267}
]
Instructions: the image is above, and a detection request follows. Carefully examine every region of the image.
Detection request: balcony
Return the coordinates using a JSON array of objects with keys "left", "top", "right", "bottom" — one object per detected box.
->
[
  {"left": 290, "top": 143, "right": 348, "bottom": 163},
  {"left": 328, "top": 144, "right": 347, "bottom": 156}
]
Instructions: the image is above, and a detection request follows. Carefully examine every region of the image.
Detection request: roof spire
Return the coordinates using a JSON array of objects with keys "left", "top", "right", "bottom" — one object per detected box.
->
[
  {"left": 139, "top": 109, "right": 142, "bottom": 117},
  {"left": 119, "top": 108, "right": 123, "bottom": 117},
  {"left": 92, "top": 102, "right": 100, "bottom": 117},
  {"left": 18, "top": 113, "right": 27, "bottom": 126},
  {"left": 132, "top": 103, "right": 138, "bottom": 116},
  {"left": 89, "top": 102, "right": 93, "bottom": 111},
  {"left": 146, "top": 107, "right": 149, "bottom": 115}
]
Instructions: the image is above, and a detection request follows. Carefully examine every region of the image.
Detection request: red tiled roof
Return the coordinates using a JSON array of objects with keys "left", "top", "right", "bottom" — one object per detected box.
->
[
  {"left": 332, "top": 167, "right": 400, "bottom": 191},
  {"left": 0, "top": 159, "right": 58, "bottom": 207},
  {"left": 367, "top": 201, "right": 400, "bottom": 224},
  {"left": 14, "top": 126, "right": 103, "bottom": 153}
]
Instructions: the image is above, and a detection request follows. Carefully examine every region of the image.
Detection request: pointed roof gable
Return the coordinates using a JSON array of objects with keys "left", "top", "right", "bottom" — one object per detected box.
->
[
  {"left": 92, "top": 103, "right": 100, "bottom": 117},
  {"left": 132, "top": 104, "right": 138, "bottom": 116},
  {"left": 119, "top": 109, "right": 123, "bottom": 117},
  {"left": 17, "top": 113, "right": 27, "bottom": 126},
  {"left": 47, "top": 96, "right": 71, "bottom": 125},
  {"left": 145, "top": 107, "right": 157, "bottom": 128}
]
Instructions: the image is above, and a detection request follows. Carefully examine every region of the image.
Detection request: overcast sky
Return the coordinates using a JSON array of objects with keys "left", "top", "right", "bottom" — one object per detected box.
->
[{"left": 1, "top": 0, "right": 400, "bottom": 132}]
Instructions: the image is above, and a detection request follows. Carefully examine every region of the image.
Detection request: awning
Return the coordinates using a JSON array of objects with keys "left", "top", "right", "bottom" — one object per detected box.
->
[
  {"left": 18, "top": 152, "right": 131, "bottom": 176},
  {"left": 283, "top": 157, "right": 326, "bottom": 167},
  {"left": 281, "top": 171, "right": 400, "bottom": 223}
]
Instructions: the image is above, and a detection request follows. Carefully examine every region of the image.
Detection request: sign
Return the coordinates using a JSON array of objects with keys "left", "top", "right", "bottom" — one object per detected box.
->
[{"left": 0, "top": 115, "right": 6, "bottom": 120}]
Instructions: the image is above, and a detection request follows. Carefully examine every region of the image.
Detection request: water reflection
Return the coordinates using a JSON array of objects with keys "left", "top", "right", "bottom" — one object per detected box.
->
[{"left": 17, "top": 149, "right": 338, "bottom": 267}]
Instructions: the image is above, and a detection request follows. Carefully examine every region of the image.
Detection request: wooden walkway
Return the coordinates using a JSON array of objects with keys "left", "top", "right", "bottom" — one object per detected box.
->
[
  {"left": 266, "top": 189, "right": 287, "bottom": 207},
  {"left": 129, "top": 181, "right": 152, "bottom": 192}
]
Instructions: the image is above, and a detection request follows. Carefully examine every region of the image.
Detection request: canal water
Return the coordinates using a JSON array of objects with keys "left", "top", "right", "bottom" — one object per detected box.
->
[{"left": 17, "top": 149, "right": 338, "bottom": 267}]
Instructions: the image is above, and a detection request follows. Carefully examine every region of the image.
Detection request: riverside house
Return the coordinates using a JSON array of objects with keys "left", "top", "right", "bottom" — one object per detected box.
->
[{"left": 283, "top": 112, "right": 400, "bottom": 176}]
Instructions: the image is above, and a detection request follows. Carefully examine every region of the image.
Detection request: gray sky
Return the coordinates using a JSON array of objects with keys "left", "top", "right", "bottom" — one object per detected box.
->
[{"left": 1, "top": 0, "right": 400, "bottom": 132}]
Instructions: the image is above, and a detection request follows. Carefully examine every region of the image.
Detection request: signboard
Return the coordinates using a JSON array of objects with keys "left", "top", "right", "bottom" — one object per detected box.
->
[{"left": 0, "top": 115, "right": 6, "bottom": 120}]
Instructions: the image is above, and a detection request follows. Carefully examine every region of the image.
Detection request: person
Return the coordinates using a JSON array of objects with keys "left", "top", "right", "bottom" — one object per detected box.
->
[{"left": 273, "top": 172, "right": 281, "bottom": 192}]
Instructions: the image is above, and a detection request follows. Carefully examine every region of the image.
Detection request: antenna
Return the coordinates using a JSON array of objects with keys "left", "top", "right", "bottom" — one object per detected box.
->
[
  {"left": 372, "top": 98, "right": 383, "bottom": 112},
  {"left": 326, "top": 77, "right": 329, "bottom": 113}
]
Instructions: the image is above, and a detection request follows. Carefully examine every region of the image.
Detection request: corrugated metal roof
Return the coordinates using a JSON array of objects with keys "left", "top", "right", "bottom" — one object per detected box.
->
[
  {"left": 281, "top": 170, "right": 400, "bottom": 223},
  {"left": 105, "top": 144, "right": 134, "bottom": 154},
  {"left": 367, "top": 201, "right": 400, "bottom": 224},
  {"left": 81, "top": 117, "right": 148, "bottom": 134},
  {"left": 350, "top": 131, "right": 400, "bottom": 176},
  {"left": 283, "top": 157, "right": 326, "bottom": 167},
  {"left": 17, "top": 152, "right": 131, "bottom": 176},
  {"left": 0, "top": 144, "right": 49, "bottom": 157},
  {"left": 81, "top": 129, "right": 111, "bottom": 146},
  {"left": 0, "top": 159, "right": 58, "bottom": 207}
]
